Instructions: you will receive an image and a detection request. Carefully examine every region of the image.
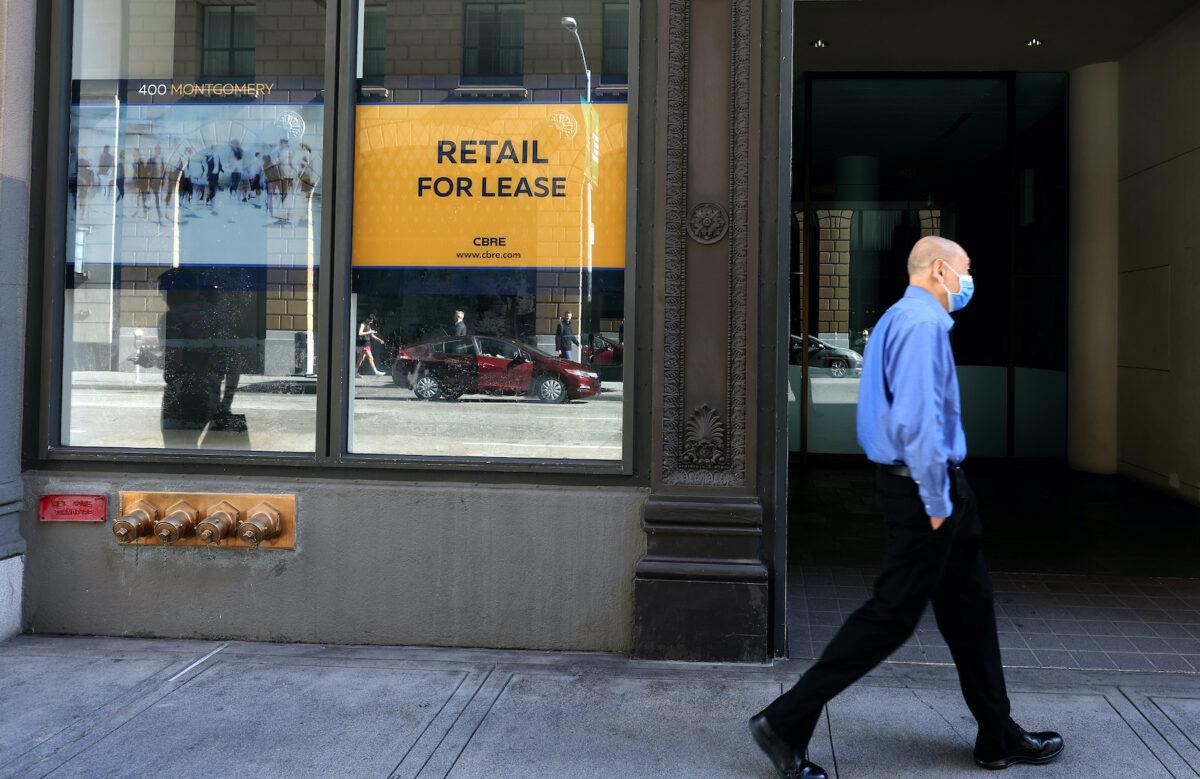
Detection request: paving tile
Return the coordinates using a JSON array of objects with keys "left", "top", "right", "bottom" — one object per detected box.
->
[
  {"left": 1024, "top": 633, "right": 1066, "bottom": 650},
  {"left": 1032, "top": 650, "right": 1075, "bottom": 668},
  {"left": 440, "top": 675, "right": 800, "bottom": 779},
  {"left": 1094, "top": 636, "right": 1138, "bottom": 653},
  {"left": 1056, "top": 634, "right": 1102, "bottom": 652},
  {"left": 1131, "top": 636, "right": 1173, "bottom": 653},
  {"left": 888, "top": 646, "right": 927, "bottom": 663},
  {"left": 807, "top": 611, "right": 842, "bottom": 627},
  {"left": 1082, "top": 621, "right": 1124, "bottom": 637},
  {"left": 997, "top": 632, "right": 1028, "bottom": 650},
  {"left": 0, "top": 654, "right": 171, "bottom": 762},
  {"left": 828, "top": 687, "right": 1168, "bottom": 778},
  {"left": 1045, "top": 619, "right": 1087, "bottom": 636},
  {"left": 999, "top": 649, "right": 1039, "bottom": 667},
  {"left": 52, "top": 660, "right": 468, "bottom": 779},
  {"left": 1166, "top": 638, "right": 1200, "bottom": 654},
  {"left": 1068, "top": 651, "right": 1117, "bottom": 670},
  {"left": 1145, "top": 654, "right": 1195, "bottom": 673},
  {"left": 1109, "top": 652, "right": 1155, "bottom": 671},
  {"left": 1150, "top": 623, "right": 1195, "bottom": 639},
  {"left": 922, "top": 647, "right": 954, "bottom": 664}
]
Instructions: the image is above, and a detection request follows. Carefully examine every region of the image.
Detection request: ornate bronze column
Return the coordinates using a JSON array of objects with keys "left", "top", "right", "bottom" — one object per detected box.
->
[{"left": 633, "top": 0, "right": 774, "bottom": 662}]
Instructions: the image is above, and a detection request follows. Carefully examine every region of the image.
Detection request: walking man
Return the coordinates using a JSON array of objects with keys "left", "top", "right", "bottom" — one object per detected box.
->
[
  {"left": 750, "top": 237, "right": 1063, "bottom": 778},
  {"left": 556, "top": 311, "right": 580, "bottom": 360}
]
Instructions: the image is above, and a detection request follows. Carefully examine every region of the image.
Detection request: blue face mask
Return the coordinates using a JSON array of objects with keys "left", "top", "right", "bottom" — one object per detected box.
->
[{"left": 940, "top": 263, "right": 975, "bottom": 312}]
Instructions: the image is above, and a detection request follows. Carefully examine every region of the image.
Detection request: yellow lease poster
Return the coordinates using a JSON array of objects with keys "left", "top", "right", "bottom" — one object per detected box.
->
[{"left": 353, "top": 102, "right": 627, "bottom": 269}]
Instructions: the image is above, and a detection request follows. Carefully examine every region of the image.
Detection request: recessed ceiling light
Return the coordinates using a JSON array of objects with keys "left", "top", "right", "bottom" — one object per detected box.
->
[
  {"left": 811, "top": 39, "right": 828, "bottom": 48},
  {"left": 1025, "top": 37, "right": 1043, "bottom": 47}
]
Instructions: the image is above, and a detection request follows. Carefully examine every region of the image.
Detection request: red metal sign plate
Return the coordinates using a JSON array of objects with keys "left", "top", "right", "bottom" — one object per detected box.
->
[{"left": 39, "top": 494, "right": 107, "bottom": 522}]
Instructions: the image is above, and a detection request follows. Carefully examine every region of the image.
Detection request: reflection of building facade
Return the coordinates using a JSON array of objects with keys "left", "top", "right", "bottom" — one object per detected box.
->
[{"left": 2, "top": 0, "right": 1200, "bottom": 664}]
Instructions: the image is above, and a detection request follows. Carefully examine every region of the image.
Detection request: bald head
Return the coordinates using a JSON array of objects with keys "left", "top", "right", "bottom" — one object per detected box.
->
[{"left": 907, "top": 236, "right": 966, "bottom": 278}]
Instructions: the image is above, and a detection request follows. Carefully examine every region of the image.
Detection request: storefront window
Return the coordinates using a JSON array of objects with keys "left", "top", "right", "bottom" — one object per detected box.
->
[
  {"left": 60, "top": 1, "right": 327, "bottom": 452},
  {"left": 350, "top": 2, "right": 629, "bottom": 461}
]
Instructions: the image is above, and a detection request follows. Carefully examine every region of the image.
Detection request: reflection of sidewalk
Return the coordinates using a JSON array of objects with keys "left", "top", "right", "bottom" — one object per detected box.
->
[
  {"left": 5, "top": 633, "right": 1200, "bottom": 776},
  {"left": 68, "top": 370, "right": 316, "bottom": 392}
]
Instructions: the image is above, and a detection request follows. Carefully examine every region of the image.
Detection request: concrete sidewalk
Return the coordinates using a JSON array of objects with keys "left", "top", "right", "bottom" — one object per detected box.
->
[{"left": 3, "top": 635, "right": 1200, "bottom": 778}]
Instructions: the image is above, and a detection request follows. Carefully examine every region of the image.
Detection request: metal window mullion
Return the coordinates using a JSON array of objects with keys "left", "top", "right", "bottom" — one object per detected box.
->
[
  {"left": 323, "top": 0, "right": 358, "bottom": 461},
  {"left": 40, "top": 0, "right": 75, "bottom": 455}
]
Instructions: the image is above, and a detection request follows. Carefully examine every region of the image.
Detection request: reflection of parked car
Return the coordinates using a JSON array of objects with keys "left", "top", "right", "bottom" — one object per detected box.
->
[
  {"left": 392, "top": 334, "right": 600, "bottom": 402},
  {"left": 789, "top": 335, "right": 863, "bottom": 378},
  {"left": 582, "top": 334, "right": 624, "bottom": 367}
]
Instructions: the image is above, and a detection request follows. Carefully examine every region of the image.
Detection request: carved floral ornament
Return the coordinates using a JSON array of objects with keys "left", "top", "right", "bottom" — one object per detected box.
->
[
  {"left": 683, "top": 404, "right": 728, "bottom": 468},
  {"left": 687, "top": 202, "right": 729, "bottom": 245}
]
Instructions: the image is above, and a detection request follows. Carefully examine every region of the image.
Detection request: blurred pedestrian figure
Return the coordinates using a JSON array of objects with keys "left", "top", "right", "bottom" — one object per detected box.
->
[
  {"left": 556, "top": 311, "right": 580, "bottom": 360},
  {"left": 356, "top": 316, "right": 386, "bottom": 376}
]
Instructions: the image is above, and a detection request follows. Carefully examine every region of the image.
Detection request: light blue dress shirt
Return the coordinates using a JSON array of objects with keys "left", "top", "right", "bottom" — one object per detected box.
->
[{"left": 856, "top": 286, "right": 967, "bottom": 517}]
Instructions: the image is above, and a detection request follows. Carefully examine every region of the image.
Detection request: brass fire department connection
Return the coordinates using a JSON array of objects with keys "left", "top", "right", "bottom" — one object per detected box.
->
[
  {"left": 154, "top": 501, "right": 199, "bottom": 544},
  {"left": 197, "top": 501, "right": 240, "bottom": 544},
  {"left": 237, "top": 502, "right": 282, "bottom": 546},
  {"left": 113, "top": 499, "right": 158, "bottom": 544},
  {"left": 115, "top": 492, "right": 295, "bottom": 548}
]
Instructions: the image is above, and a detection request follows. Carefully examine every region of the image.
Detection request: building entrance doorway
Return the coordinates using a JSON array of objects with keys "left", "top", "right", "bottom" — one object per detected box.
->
[{"left": 782, "top": 73, "right": 1200, "bottom": 673}]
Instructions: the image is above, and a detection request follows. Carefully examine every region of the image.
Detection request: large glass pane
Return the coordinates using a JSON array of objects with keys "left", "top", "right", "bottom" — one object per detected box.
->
[
  {"left": 1014, "top": 73, "right": 1068, "bottom": 457},
  {"left": 62, "top": 1, "right": 327, "bottom": 451},
  {"left": 351, "top": 2, "right": 629, "bottom": 461},
  {"left": 804, "top": 78, "right": 1009, "bottom": 455}
]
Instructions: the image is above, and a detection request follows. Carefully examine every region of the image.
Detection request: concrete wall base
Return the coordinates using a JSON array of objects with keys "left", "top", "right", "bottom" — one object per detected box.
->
[{"left": 0, "top": 555, "right": 22, "bottom": 642}]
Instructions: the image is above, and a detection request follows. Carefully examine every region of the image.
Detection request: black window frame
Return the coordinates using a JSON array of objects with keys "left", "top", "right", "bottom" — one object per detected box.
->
[
  {"left": 30, "top": 0, "right": 644, "bottom": 481},
  {"left": 601, "top": 2, "right": 630, "bottom": 86},
  {"left": 361, "top": 4, "right": 387, "bottom": 79},
  {"left": 461, "top": 2, "right": 525, "bottom": 86},
  {"left": 200, "top": 4, "right": 257, "bottom": 79}
]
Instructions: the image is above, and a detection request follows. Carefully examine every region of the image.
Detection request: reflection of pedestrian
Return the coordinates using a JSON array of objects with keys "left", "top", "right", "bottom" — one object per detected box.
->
[
  {"left": 158, "top": 268, "right": 220, "bottom": 447},
  {"left": 228, "top": 139, "right": 245, "bottom": 204},
  {"left": 147, "top": 146, "right": 164, "bottom": 223},
  {"left": 356, "top": 317, "right": 386, "bottom": 376},
  {"left": 98, "top": 145, "right": 114, "bottom": 195},
  {"left": 158, "top": 267, "right": 247, "bottom": 448},
  {"left": 452, "top": 310, "right": 467, "bottom": 337},
  {"left": 750, "top": 237, "right": 1063, "bottom": 778},
  {"left": 555, "top": 311, "right": 579, "bottom": 360},
  {"left": 115, "top": 150, "right": 126, "bottom": 202},
  {"left": 249, "top": 151, "right": 264, "bottom": 203},
  {"left": 204, "top": 144, "right": 223, "bottom": 209}
]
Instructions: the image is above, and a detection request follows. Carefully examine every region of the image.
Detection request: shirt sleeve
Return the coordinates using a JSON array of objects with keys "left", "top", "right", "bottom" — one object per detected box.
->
[{"left": 886, "top": 320, "right": 952, "bottom": 517}]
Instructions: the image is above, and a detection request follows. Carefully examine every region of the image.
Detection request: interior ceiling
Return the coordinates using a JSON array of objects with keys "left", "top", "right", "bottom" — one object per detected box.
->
[{"left": 793, "top": 0, "right": 1198, "bottom": 71}]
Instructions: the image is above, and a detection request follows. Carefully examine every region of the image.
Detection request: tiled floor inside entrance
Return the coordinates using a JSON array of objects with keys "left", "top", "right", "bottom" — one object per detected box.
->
[{"left": 788, "top": 465, "right": 1200, "bottom": 672}]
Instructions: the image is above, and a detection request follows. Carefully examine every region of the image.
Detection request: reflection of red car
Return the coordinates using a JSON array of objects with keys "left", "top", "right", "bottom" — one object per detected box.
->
[
  {"left": 582, "top": 334, "right": 624, "bottom": 367},
  {"left": 392, "top": 334, "right": 600, "bottom": 403}
]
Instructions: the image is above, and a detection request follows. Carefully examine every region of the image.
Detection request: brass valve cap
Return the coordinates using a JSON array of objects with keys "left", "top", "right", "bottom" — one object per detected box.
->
[
  {"left": 198, "top": 503, "right": 240, "bottom": 545},
  {"left": 154, "top": 501, "right": 198, "bottom": 544},
  {"left": 237, "top": 502, "right": 282, "bottom": 546},
  {"left": 113, "top": 501, "right": 157, "bottom": 544}
]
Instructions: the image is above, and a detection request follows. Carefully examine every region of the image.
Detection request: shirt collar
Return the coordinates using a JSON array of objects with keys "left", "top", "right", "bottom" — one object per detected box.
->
[{"left": 904, "top": 285, "right": 955, "bottom": 331}]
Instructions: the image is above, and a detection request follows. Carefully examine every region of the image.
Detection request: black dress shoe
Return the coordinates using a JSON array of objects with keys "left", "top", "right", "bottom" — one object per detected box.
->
[
  {"left": 748, "top": 714, "right": 828, "bottom": 779},
  {"left": 974, "top": 727, "right": 1064, "bottom": 770}
]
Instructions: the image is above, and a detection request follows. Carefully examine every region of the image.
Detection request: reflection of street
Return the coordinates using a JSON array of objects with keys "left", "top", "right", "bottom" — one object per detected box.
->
[
  {"left": 353, "top": 377, "right": 623, "bottom": 459},
  {"left": 65, "top": 372, "right": 622, "bottom": 459},
  {"left": 808, "top": 375, "right": 861, "bottom": 404}
]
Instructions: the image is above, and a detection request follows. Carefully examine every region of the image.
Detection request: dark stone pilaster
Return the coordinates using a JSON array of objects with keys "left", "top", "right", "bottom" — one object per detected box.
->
[{"left": 633, "top": 0, "right": 774, "bottom": 662}]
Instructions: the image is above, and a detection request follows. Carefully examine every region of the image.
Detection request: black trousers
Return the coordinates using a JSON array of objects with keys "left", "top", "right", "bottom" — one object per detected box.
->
[{"left": 764, "top": 466, "right": 1011, "bottom": 749}]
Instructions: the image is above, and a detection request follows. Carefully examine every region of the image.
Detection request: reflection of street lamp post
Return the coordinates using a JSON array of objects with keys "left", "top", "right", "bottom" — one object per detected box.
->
[
  {"left": 562, "top": 16, "right": 593, "bottom": 359},
  {"left": 560, "top": 16, "right": 591, "bottom": 103}
]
